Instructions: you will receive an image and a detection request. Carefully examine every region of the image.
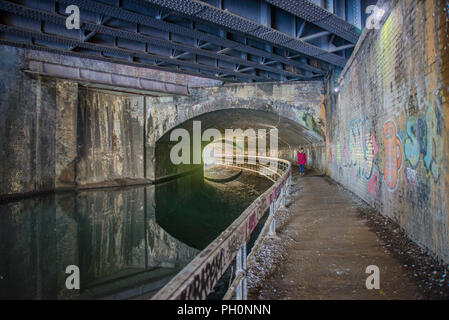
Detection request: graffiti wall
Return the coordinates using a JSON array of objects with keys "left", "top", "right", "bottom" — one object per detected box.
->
[{"left": 325, "top": 0, "right": 449, "bottom": 263}]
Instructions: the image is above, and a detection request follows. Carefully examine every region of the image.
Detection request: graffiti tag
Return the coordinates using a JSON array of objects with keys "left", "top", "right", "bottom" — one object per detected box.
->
[
  {"left": 383, "top": 120, "right": 402, "bottom": 191},
  {"left": 179, "top": 249, "right": 225, "bottom": 300},
  {"left": 403, "top": 100, "right": 443, "bottom": 182}
]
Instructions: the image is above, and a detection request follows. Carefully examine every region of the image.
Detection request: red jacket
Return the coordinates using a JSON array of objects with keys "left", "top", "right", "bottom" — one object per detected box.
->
[{"left": 297, "top": 152, "right": 307, "bottom": 165}]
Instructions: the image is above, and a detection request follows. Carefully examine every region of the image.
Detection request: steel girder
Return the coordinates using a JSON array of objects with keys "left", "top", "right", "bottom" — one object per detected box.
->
[
  {"left": 138, "top": 0, "right": 360, "bottom": 63},
  {"left": 265, "top": 0, "right": 360, "bottom": 43},
  {"left": 0, "top": 0, "right": 361, "bottom": 83}
]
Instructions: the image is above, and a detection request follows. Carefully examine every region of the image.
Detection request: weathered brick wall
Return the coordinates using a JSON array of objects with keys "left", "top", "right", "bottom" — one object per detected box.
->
[
  {"left": 324, "top": 0, "right": 449, "bottom": 263},
  {"left": 147, "top": 82, "right": 325, "bottom": 179},
  {"left": 0, "top": 45, "right": 325, "bottom": 194}
]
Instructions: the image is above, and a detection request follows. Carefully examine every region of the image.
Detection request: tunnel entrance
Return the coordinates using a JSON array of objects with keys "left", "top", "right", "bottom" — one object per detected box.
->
[
  {"left": 153, "top": 108, "right": 321, "bottom": 248},
  {"left": 153, "top": 108, "right": 323, "bottom": 181},
  {"left": 153, "top": 108, "right": 323, "bottom": 250}
]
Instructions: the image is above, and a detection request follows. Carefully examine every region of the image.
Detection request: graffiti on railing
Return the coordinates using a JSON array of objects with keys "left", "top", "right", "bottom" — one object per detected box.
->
[
  {"left": 179, "top": 248, "right": 225, "bottom": 300},
  {"left": 177, "top": 219, "right": 248, "bottom": 300},
  {"left": 152, "top": 158, "right": 291, "bottom": 300}
]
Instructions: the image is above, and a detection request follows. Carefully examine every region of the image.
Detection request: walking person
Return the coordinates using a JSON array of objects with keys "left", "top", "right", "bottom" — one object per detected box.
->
[{"left": 297, "top": 148, "right": 307, "bottom": 176}]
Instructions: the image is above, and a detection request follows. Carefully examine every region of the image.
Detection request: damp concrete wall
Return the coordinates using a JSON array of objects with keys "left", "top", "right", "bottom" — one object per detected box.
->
[
  {"left": 76, "top": 88, "right": 145, "bottom": 185},
  {"left": 0, "top": 45, "right": 66, "bottom": 196},
  {"left": 323, "top": 0, "right": 449, "bottom": 263},
  {"left": 0, "top": 45, "right": 150, "bottom": 196},
  {"left": 0, "top": 46, "right": 325, "bottom": 197},
  {"left": 0, "top": 44, "right": 224, "bottom": 196}
]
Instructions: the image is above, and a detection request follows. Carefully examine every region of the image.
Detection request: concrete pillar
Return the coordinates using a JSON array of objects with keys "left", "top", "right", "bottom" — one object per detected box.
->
[{"left": 55, "top": 80, "right": 78, "bottom": 190}]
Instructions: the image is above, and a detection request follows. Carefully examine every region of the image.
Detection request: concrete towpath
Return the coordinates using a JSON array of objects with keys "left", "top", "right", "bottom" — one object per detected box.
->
[{"left": 251, "top": 169, "right": 425, "bottom": 300}]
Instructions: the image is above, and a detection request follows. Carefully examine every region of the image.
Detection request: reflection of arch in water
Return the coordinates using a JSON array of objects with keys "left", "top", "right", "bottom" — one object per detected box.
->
[
  {"left": 154, "top": 161, "right": 273, "bottom": 251},
  {"left": 0, "top": 185, "right": 198, "bottom": 299}
]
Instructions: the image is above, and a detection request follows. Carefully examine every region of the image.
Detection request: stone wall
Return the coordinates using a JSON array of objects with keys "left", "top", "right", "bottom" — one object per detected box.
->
[
  {"left": 0, "top": 45, "right": 325, "bottom": 197},
  {"left": 146, "top": 82, "right": 326, "bottom": 179},
  {"left": 147, "top": 82, "right": 325, "bottom": 142},
  {"left": 324, "top": 0, "right": 449, "bottom": 263}
]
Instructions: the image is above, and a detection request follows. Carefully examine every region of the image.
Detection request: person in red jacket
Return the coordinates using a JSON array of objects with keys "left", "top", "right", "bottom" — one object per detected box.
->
[{"left": 297, "top": 148, "right": 307, "bottom": 176}]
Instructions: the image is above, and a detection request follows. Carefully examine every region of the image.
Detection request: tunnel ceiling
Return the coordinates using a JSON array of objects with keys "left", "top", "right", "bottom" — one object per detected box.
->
[
  {"left": 158, "top": 109, "right": 323, "bottom": 148},
  {"left": 0, "top": 0, "right": 361, "bottom": 83}
]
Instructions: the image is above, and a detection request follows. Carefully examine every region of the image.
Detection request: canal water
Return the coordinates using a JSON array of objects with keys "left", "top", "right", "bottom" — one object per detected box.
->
[{"left": 0, "top": 169, "right": 272, "bottom": 299}]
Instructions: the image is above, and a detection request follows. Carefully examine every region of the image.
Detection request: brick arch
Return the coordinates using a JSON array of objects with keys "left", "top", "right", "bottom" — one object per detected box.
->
[
  {"left": 148, "top": 82, "right": 325, "bottom": 143},
  {"left": 147, "top": 84, "right": 325, "bottom": 181}
]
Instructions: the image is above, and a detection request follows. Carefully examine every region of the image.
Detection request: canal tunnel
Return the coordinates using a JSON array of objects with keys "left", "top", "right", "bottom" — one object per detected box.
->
[
  {"left": 154, "top": 108, "right": 322, "bottom": 250},
  {"left": 154, "top": 108, "right": 324, "bottom": 180},
  {"left": 0, "top": 0, "right": 448, "bottom": 302}
]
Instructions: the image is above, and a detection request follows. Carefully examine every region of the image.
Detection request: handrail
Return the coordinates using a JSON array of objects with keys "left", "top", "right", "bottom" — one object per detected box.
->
[{"left": 151, "top": 155, "right": 292, "bottom": 300}]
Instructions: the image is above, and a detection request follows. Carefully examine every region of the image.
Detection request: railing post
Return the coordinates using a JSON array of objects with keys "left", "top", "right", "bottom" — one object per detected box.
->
[
  {"left": 235, "top": 246, "right": 243, "bottom": 300},
  {"left": 242, "top": 242, "right": 247, "bottom": 300},
  {"left": 281, "top": 184, "right": 286, "bottom": 208},
  {"left": 269, "top": 200, "right": 276, "bottom": 236}
]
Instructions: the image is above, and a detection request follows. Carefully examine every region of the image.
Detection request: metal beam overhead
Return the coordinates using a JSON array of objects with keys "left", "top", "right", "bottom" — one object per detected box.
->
[{"left": 0, "top": 0, "right": 362, "bottom": 83}]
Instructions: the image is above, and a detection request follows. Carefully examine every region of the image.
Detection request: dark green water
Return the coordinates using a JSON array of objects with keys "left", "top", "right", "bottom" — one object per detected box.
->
[{"left": 0, "top": 170, "right": 271, "bottom": 299}]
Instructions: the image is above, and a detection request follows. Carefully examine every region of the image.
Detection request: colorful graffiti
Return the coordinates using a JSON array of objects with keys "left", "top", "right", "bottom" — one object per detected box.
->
[
  {"left": 367, "top": 173, "right": 378, "bottom": 196},
  {"left": 403, "top": 99, "right": 444, "bottom": 182},
  {"left": 328, "top": 98, "right": 443, "bottom": 195},
  {"left": 348, "top": 117, "right": 377, "bottom": 181},
  {"left": 404, "top": 115, "right": 420, "bottom": 168},
  {"left": 293, "top": 110, "right": 323, "bottom": 136},
  {"left": 383, "top": 120, "right": 403, "bottom": 191}
]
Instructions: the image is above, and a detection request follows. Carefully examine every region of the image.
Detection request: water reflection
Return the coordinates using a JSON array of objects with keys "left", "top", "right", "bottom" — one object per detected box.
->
[
  {"left": 0, "top": 169, "right": 272, "bottom": 299},
  {"left": 156, "top": 170, "right": 272, "bottom": 250},
  {"left": 0, "top": 186, "right": 197, "bottom": 299}
]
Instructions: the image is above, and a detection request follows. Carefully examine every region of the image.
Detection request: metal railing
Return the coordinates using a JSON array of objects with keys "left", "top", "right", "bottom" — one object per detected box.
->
[{"left": 152, "top": 155, "right": 292, "bottom": 300}]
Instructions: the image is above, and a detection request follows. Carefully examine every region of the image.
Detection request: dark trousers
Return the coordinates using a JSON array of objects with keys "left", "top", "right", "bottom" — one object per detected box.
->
[{"left": 299, "top": 164, "right": 305, "bottom": 174}]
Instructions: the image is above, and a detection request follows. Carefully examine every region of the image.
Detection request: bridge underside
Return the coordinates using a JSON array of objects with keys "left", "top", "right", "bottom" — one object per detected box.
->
[{"left": 0, "top": 0, "right": 369, "bottom": 83}]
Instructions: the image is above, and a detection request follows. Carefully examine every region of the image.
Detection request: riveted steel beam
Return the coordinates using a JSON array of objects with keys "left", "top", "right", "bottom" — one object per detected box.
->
[
  {"left": 141, "top": 0, "right": 349, "bottom": 67},
  {"left": 53, "top": 0, "right": 325, "bottom": 74},
  {"left": 0, "top": 1, "right": 311, "bottom": 79},
  {"left": 265, "top": 0, "right": 360, "bottom": 44},
  {"left": 0, "top": 0, "right": 360, "bottom": 82}
]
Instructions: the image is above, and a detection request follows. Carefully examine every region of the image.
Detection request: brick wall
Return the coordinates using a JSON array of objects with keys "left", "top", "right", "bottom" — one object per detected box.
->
[
  {"left": 0, "top": 44, "right": 325, "bottom": 194},
  {"left": 147, "top": 82, "right": 326, "bottom": 179},
  {"left": 324, "top": 0, "right": 449, "bottom": 263}
]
